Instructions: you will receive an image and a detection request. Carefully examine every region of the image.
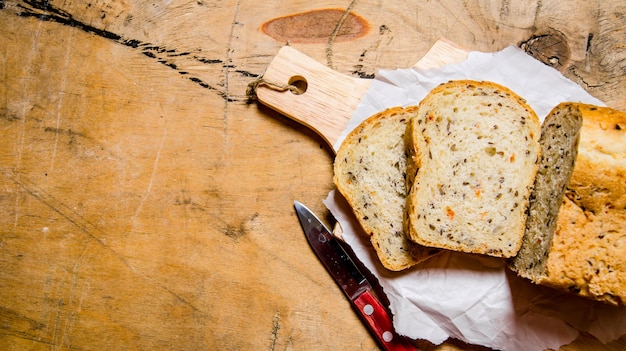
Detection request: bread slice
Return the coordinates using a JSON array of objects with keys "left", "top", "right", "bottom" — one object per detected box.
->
[
  {"left": 405, "top": 80, "right": 541, "bottom": 257},
  {"left": 509, "top": 102, "right": 583, "bottom": 278},
  {"left": 334, "top": 106, "right": 440, "bottom": 271},
  {"left": 511, "top": 103, "right": 626, "bottom": 305}
]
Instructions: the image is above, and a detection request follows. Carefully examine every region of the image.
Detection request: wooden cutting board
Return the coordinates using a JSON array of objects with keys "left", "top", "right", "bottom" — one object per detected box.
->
[{"left": 255, "top": 38, "right": 469, "bottom": 149}]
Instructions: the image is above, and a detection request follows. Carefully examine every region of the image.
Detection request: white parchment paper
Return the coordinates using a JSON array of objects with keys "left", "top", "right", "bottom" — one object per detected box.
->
[{"left": 325, "top": 46, "right": 626, "bottom": 351}]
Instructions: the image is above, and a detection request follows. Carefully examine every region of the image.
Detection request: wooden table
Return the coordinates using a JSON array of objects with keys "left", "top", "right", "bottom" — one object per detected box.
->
[{"left": 1, "top": 1, "right": 624, "bottom": 350}]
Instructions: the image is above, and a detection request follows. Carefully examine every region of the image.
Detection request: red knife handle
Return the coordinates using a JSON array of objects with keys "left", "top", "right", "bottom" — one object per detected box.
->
[{"left": 353, "top": 290, "right": 418, "bottom": 351}]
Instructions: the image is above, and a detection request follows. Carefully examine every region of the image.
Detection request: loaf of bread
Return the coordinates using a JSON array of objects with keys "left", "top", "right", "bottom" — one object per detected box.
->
[
  {"left": 509, "top": 103, "right": 583, "bottom": 279},
  {"left": 511, "top": 103, "right": 626, "bottom": 305},
  {"left": 334, "top": 107, "right": 440, "bottom": 271},
  {"left": 405, "top": 80, "right": 541, "bottom": 257}
]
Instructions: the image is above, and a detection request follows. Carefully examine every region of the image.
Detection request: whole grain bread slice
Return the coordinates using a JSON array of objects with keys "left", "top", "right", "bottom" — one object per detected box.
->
[
  {"left": 334, "top": 106, "right": 440, "bottom": 271},
  {"left": 405, "top": 80, "right": 541, "bottom": 257},
  {"left": 509, "top": 102, "right": 583, "bottom": 278},
  {"left": 510, "top": 103, "right": 626, "bottom": 306}
]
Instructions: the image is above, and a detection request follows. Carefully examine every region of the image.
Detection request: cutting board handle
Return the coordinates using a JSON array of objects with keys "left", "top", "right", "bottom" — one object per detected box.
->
[
  {"left": 254, "top": 39, "right": 468, "bottom": 150},
  {"left": 254, "top": 46, "right": 372, "bottom": 149}
]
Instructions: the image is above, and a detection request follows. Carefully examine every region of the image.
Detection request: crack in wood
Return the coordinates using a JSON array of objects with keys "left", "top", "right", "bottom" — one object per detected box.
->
[
  {"left": 8, "top": 0, "right": 253, "bottom": 102},
  {"left": 325, "top": 0, "right": 360, "bottom": 69},
  {"left": 268, "top": 311, "right": 280, "bottom": 351},
  {"left": 569, "top": 66, "right": 604, "bottom": 89}
]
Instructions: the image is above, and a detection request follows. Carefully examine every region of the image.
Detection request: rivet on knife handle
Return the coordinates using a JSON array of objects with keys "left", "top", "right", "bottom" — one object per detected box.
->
[{"left": 353, "top": 290, "right": 418, "bottom": 351}]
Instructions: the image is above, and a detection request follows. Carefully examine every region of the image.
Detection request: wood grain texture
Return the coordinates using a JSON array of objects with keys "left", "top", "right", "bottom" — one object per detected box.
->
[{"left": 1, "top": 0, "right": 625, "bottom": 350}]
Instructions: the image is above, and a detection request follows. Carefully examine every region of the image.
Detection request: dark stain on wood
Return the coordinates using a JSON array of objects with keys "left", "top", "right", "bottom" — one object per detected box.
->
[
  {"left": 261, "top": 8, "right": 369, "bottom": 44},
  {"left": 43, "top": 127, "right": 87, "bottom": 139},
  {"left": 0, "top": 107, "right": 22, "bottom": 122},
  {"left": 222, "top": 213, "right": 260, "bottom": 241},
  {"left": 224, "top": 222, "right": 246, "bottom": 240}
]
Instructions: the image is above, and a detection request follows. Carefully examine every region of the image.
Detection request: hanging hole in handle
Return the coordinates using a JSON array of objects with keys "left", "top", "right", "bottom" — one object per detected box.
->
[{"left": 288, "top": 75, "right": 308, "bottom": 95}]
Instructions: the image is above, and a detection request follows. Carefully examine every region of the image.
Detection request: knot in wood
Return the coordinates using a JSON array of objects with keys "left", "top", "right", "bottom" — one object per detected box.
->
[{"left": 520, "top": 30, "right": 571, "bottom": 69}]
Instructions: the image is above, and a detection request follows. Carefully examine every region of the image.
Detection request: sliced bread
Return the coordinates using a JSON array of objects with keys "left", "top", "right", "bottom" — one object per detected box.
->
[
  {"left": 508, "top": 102, "right": 583, "bottom": 279},
  {"left": 405, "top": 80, "right": 541, "bottom": 257},
  {"left": 334, "top": 106, "right": 440, "bottom": 271},
  {"left": 511, "top": 103, "right": 626, "bottom": 305}
]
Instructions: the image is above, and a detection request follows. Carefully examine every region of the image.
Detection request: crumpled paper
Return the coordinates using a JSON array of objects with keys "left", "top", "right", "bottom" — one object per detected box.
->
[{"left": 325, "top": 46, "right": 626, "bottom": 351}]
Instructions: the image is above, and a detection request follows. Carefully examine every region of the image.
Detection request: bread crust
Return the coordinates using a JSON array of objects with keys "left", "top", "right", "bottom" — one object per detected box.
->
[
  {"left": 543, "top": 197, "right": 626, "bottom": 305},
  {"left": 566, "top": 104, "right": 626, "bottom": 213},
  {"left": 509, "top": 103, "right": 626, "bottom": 305},
  {"left": 405, "top": 80, "right": 541, "bottom": 257},
  {"left": 539, "top": 104, "right": 626, "bottom": 305}
]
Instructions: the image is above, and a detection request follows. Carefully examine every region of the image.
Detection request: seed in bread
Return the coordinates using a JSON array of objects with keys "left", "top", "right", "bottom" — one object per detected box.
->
[
  {"left": 334, "top": 106, "right": 440, "bottom": 271},
  {"left": 405, "top": 80, "right": 541, "bottom": 257}
]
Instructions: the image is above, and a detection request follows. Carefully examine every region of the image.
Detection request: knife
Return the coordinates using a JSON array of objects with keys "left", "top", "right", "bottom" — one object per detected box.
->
[{"left": 294, "top": 201, "right": 418, "bottom": 351}]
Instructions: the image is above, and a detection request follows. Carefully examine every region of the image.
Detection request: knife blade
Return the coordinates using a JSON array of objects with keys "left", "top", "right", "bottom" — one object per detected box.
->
[{"left": 294, "top": 201, "right": 418, "bottom": 351}]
